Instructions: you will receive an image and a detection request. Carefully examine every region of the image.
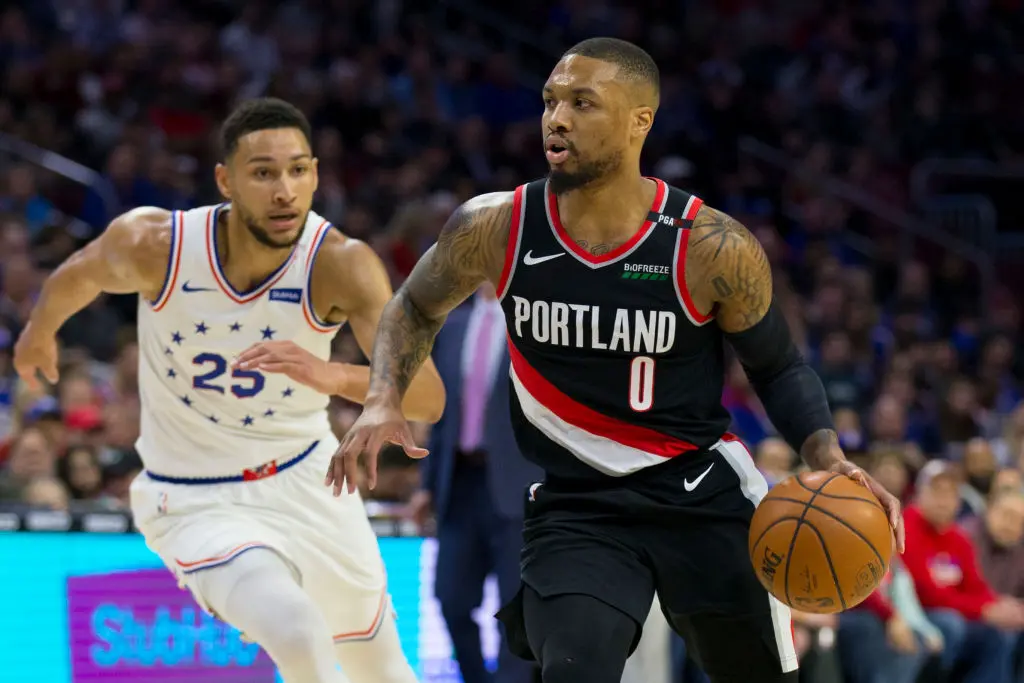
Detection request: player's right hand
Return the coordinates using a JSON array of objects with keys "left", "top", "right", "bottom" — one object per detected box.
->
[
  {"left": 329, "top": 402, "right": 429, "bottom": 497},
  {"left": 13, "top": 321, "right": 59, "bottom": 391}
]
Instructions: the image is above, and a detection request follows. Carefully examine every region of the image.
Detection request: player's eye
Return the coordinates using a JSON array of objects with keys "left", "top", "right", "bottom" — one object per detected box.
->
[
  {"left": 254, "top": 168, "right": 272, "bottom": 179},
  {"left": 576, "top": 99, "right": 591, "bottom": 110},
  {"left": 543, "top": 98, "right": 555, "bottom": 109},
  {"left": 292, "top": 166, "right": 308, "bottom": 176}
]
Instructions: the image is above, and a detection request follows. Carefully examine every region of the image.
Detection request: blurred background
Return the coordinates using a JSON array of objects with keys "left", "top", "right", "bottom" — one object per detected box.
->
[{"left": 0, "top": 0, "right": 1022, "bottom": 681}]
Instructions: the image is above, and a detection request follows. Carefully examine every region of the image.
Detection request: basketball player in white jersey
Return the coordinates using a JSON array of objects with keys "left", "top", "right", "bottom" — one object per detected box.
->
[{"left": 13, "top": 98, "right": 444, "bottom": 683}]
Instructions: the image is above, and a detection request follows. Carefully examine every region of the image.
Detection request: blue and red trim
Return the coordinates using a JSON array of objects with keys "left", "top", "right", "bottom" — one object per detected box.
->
[
  {"left": 332, "top": 586, "right": 390, "bottom": 643},
  {"left": 205, "top": 204, "right": 299, "bottom": 303},
  {"left": 149, "top": 210, "right": 184, "bottom": 312},
  {"left": 302, "top": 219, "right": 343, "bottom": 333},
  {"left": 175, "top": 542, "right": 269, "bottom": 575}
]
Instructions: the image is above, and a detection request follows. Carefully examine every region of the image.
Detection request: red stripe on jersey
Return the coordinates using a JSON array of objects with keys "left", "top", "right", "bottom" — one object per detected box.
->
[
  {"left": 674, "top": 198, "right": 714, "bottom": 325},
  {"left": 496, "top": 185, "right": 525, "bottom": 299},
  {"left": 507, "top": 336, "right": 697, "bottom": 457}
]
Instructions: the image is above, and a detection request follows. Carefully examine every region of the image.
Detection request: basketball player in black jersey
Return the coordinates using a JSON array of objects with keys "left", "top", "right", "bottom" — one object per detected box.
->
[{"left": 336, "top": 38, "right": 904, "bottom": 683}]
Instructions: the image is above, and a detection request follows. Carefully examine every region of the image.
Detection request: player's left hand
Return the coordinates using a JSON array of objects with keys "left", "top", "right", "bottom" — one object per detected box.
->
[
  {"left": 830, "top": 459, "right": 905, "bottom": 554},
  {"left": 233, "top": 341, "right": 339, "bottom": 395},
  {"left": 330, "top": 401, "right": 428, "bottom": 496}
]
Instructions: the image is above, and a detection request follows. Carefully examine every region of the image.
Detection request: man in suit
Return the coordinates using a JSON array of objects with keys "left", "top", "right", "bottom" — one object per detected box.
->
[{"left": 407, "top": 283, "right": 541, "bottom": 683}]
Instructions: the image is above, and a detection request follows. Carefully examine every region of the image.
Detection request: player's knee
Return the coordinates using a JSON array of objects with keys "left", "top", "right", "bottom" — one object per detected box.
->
[
  {"left": 538, "top": 635, "right": 626, "bottom": 683},
  {"left": 536, "top": 619, "right": 634, "bottom": 683},
  {"left": 264, "top": 597, "right": 327, "bottom": 656}
]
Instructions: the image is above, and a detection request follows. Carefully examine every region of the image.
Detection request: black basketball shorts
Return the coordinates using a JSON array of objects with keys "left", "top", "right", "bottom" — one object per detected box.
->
[{"left": 496, "top": 439, "right": 800, "bottom": 681}]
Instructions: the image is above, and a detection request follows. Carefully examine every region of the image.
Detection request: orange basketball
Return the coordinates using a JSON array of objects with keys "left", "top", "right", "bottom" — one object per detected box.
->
[{"left": 748, "top": 471, "right": 893, "bottom": 614}]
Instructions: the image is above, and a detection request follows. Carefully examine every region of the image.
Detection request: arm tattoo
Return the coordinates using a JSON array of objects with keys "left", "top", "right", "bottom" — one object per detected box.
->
[
  {"left": 367, "top": 195, "right": 512, "bottom": 401},
  {"left": 799, "top": 428, "right": 843, "bottom": 470},
  {"left": 688, "top": 206, "right": 772, "bottom": 332}
]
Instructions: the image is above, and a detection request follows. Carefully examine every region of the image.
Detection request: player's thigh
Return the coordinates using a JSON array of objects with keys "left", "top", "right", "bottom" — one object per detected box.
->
[
  {"left": 265, "top": 463, "right": 390, "bottom": 640},
  {"left": 497, "top": 517, "right": 655, "bottom": 662},
  {"left": 520, "top": 585, "right": 638, "bottom": 683},
  {"left": 652, "top": 517, "right": 799, "bottom": 682},
  {"left": 130, "top": 474, "right": 293, "bottom": 614}
]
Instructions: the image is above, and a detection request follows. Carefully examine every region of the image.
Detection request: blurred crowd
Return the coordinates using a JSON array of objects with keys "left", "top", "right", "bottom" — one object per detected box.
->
[{"left": 1, "top": 0, "right": 1023, "bottom": 681}]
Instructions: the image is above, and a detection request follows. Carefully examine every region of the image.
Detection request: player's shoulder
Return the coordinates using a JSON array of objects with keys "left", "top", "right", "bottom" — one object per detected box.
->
[
  {"left": 444, "top": 191, "right": 516, "bottom": 237},
  {"left": 307, "top": 224, "right": 383, "bottom": 292},
  {"left": 686, "top": 203, "right": 765, "bottom": 266},
  {"left": 105, "top": 206, "right": 175, "bottom": 261},
  {"left": 435, "top": 191, "right": 516, "bottom": 254}
]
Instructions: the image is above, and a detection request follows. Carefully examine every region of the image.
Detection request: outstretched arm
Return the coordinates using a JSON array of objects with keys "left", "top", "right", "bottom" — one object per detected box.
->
[
  {"left": 685, "top": 205, "right": 904, "bottom": 549},
  {"left": 27, "top": 207, "right": 171, "bottom": 335},
  {"left": 365, "top": 192, "right": 513, "bottom": 408},
  {"left": 15, "top": 207, "right": 171, "bottom": 388},
  {"left": 327, "top": 193, "right": 513, "bottom": 495}
]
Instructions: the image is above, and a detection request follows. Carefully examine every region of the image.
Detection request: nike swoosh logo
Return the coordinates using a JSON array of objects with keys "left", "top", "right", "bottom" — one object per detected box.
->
[
  {"left": 523, "top": 250, "right": 565, "bottom": 266},
  {"left": 181, "top": 281, "right": 215, "bottom": 293},
  {"left": 683, "top": 463, "right": 714, "bottom": 492}
]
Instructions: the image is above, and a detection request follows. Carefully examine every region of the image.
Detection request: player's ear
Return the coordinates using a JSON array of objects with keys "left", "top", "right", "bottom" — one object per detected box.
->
[
  {"left": 214, "top": 163, "right": 232, "bottom": 200},
  {"left": 632, "top": 106, "right": 654, "bottom": 139},
  {"left": 311, "top": 157, "right": 320, "bottom": 193}
]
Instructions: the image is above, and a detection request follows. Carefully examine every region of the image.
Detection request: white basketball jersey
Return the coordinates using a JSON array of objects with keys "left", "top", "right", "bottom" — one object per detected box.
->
[{"left": 135, "top": 204, "right": 343, "bottom": 478}]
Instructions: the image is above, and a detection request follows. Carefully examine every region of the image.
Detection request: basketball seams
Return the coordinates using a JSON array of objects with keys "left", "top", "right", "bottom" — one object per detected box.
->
[
  {"left": 780, "top": 473, "right": 841, "bottom": 607},
  {"left": 794, "top": 474, "right": 886, "bottom": 515},
  {"left": 749, "top": 516, "right": 804, "bottom": 557},
  {"left": 759, "top": 496, "right": 887, "bottom": 570},
  {"left": 798, "top": 521, "right": 848, "bottom": 610}
]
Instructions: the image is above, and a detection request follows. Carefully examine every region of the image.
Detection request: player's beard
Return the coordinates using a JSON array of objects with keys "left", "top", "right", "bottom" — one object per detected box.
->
[
  {"left": 547, "top": 150, "right": 623, "bottom": 196},
  {"left": 235, "top": 203, "right": 305, "bottom": 250}
]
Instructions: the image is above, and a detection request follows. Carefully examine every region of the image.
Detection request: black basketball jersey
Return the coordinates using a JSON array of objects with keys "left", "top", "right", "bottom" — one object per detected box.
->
[{"left": 497, "top": 178, "right": 733, "bottom": 481}]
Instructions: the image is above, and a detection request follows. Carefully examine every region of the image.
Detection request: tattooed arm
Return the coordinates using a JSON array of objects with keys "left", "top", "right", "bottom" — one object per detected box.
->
[
  {"left": 366, "top": 192, "right": 513, "bottom": 406},
  {"left": 685, "top": 205, "right": 840, "bottom": 467},
  {"left": 328, "top": 193, "right": 513, "bottom": 495},
  {"left": 686, "top": 205, "right": 904, "bottom": 549}
]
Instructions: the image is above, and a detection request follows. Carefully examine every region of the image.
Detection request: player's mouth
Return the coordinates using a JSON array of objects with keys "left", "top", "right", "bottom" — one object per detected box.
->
[
  {"left": 267, "top": 211, "right": 300, "bottom": 231},
  {"left": 544, "top": 137, "right": 571, "bottom": 165}
]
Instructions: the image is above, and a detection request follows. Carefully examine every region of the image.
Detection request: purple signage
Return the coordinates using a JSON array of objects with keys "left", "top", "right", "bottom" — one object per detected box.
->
[{"left": 67, "top": 569, "right": 277, "bottom": 682}]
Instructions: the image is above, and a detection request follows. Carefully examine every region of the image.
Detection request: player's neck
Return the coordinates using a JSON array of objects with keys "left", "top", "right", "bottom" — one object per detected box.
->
[
  {"left": 554, "top": 169, "right": 654, "bottom": 244},
  {"left": 219, "top": 209, "right": 294, "bottom": 284}
]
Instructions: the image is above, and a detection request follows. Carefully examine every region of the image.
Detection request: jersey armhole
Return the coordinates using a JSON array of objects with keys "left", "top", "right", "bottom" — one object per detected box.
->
[
  {"left": 149, "top": 210, "right": 184, "bottom": 312},
  {"left": 672, "top": 196, "right": 714, "bottom": 326},
  {"left": 303, "top": 220, "right": 345, "bottom": 333},
  {"left": 496, "top": 184, "right": 526, "bottom": 301}
]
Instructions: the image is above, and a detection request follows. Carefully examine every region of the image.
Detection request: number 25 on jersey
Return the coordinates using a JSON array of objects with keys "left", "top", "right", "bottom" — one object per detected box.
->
[
  {"left": 628, "top": 355, "right": 655, "bottom": 412},
  {"left": 192, "top": 353, "right": 266, "bottom": 398}
]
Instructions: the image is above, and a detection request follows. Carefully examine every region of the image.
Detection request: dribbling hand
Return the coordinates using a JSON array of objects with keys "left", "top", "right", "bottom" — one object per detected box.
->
[
  {"left": 13, "top": 321, "right": 59, "bottom": 391},
  {"left": 830, "top": 460, "right": 905, "bottom": 554},
  {"left": 328, "top": 402, "right": 428, "bottom": 497}
]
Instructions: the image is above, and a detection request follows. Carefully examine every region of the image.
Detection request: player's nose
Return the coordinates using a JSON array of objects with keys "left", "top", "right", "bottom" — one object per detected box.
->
[{"left": 547, "top": 102, "right": 574, "bottom": 133}]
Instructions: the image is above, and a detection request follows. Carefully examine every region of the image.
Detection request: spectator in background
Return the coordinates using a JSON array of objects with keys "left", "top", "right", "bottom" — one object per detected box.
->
[
  {"left": 57, "top": 444, "right": 104, "bottom": 503},
  {"left": 902, "top": 460, "right": 1022, "bottom": 683},
  {"left": 868, "top": 449, "right": 912, "bottom": 505},
  {"left": 963, "top": 489, "right": 1024, "bottom": 601},
  {"left": 960, "top": 437, "right": 999, "bottom": 518},
  {"left": 753, "top": 437, "right": 795, "bottom": 488},
  {"left": 837, "top": 556, "right": 942, "bottom": 683},
  {"left": 0, "top": 425, "right": 55, "bottom": 500},
  {"left": 963, "top": 489, "right": 1024, "bottom": 683}
]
